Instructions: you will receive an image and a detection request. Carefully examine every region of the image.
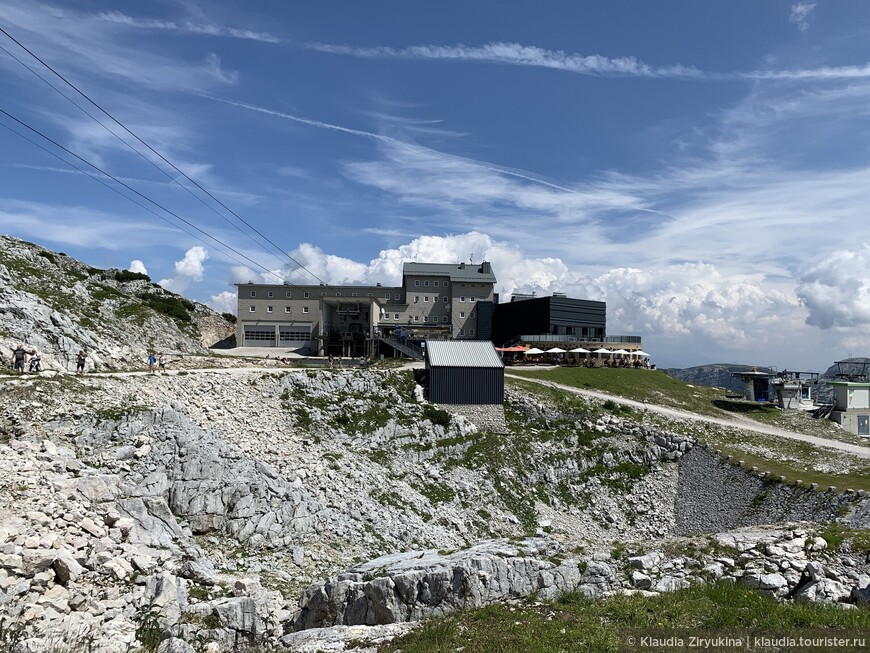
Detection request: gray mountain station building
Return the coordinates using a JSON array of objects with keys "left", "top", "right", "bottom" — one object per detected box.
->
[{"left": 425, "top": 340, "right": 504, "bottom": 405}]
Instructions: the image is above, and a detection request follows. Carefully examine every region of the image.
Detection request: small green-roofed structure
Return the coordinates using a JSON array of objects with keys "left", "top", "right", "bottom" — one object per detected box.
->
[{"left": 425, "top": 340, "right": 504, "bottom": 405}]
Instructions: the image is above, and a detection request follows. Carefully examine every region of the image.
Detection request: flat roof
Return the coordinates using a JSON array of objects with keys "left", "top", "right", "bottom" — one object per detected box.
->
[
  {"left": 403, "top": 262, "right": 497, "bottom": 284},
  {"left": 425, "top": 340, "right": 504, "bottom": 368}
]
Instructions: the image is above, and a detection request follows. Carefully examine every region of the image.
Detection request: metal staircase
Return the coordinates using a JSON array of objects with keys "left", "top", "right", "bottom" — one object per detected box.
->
[{"left": 375, "top": 334, "right": 424, "bottom": 360}]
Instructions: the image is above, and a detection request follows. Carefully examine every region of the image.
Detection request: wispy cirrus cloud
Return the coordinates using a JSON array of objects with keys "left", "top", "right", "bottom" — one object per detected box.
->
[
  {"left": 0, "top": 0, "right": 239, "bottom": 91},
  {"left": 95, "top": 10, "right": 280, "bottom": 43},
  {"left": 307, "top": 42, "right": 705, "bottom": 79},
  {"left": 308, "top": 40, "right": 870, "bottom": 82},
  {"left": 789, "top": 3, "right": 817, "bottom": 33}
]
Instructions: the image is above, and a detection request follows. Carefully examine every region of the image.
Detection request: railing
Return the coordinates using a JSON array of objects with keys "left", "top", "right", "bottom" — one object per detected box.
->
[
  {"left": 375, "top": 334, "right": 424, "bottom": 360},
  {"left": 605, "top": 335, "right": 642, "bottom": 344}
]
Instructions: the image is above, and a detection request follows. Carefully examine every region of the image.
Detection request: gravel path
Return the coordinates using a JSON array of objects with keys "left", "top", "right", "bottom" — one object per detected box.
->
[{"left": 507, "top": 373, "right": 870, "bottom": 460}]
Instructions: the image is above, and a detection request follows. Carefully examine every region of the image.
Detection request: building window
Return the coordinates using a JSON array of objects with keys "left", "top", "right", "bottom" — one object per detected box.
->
[
  {"left": 413, "top": 315, "right": 419, "bottom": 322},
  {"left": 267, "top": 306, "right": 273, "bottom": 313},
  {"left": 302, "top": 306, "right": 309, "bottom": 314},
  {"left": 470, "top": 296, "right": 476, "bottom": 302},
  {"left": 443, "top": 296, "right": 448, "bottom": 303},
  {"left": 470, "top": 312, "right": 475, "bottom": 319},
  {"left": 423, "top": 316, "right": 428, "bottom": 322},
  {"left": 444, "top": 281, "right": 449, "bottom": 287},
  {"left": 250, "top": 290, "right": 256, "bottom": 298},
  {"left": 460, "top": 311, "right": 465, "bottom": 318},
  {"left": 414, "top": 296, "right": 419, "bottom": 303},
  {"left": 367, "top": 292, "right": 373, "bottom": 297},
  {"left": 384, "top": 292, "right": 390, "bottom": 299},
  {"left": 394, "top": 313, "right": 399, "bottom": 319},
  {"left": 434, "top": 281, "right": 439, "bottom": 287},
  {"left": 424, "top": 296, "right": 429, "bottom": 302},
  {"left": 460, "top": 296, "right": 465, "bottom": 302},
  {"left": 414, "top": 280, "right": 420, "bottom": 286},
  {"left": 470, "top": 329, "right": 475, "bottom": 336},
  {"left": 249, "top": 306, "right": 256, "bottom": 312},
  {"left": 267, "top": 291, "right": 274, "bottom": 298},
  {"left": 285, "top": 291, "right": 291, "bottom": 298},
  {"left": 442, "top": 316, "right": 448, "bottom": 323},
  {"left": 351, "top": 293, "right": 358, "bottom": 297},
  {"left": 284, "top": 307, "right": 291, "bottom": 313},
  {"left": 424, "top": 280, "right": 429, "bottom": 287},
  {"left": 336, "top": 292, "right": 342, "bottom": 296},
  {"left": 303, "top": 291, "right": 310, "bottom": 299},
  {"left": 459, "top": 328, "right": 465, "bottom": 336},
  {"left": 394, "top": 293, "right": 400, "bottom": 300}
]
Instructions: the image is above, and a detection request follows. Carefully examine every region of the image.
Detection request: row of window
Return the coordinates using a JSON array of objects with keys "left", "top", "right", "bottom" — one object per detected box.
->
[
  {"left": 412, "top": 295, "right": 477, "bottom": 303},
  {"left": 250, "top": 306, "right": 310, "bottom": 314},
  {"left": 249, "top": 288, "right": 487, "bottom": 301},
  {"left": 413, "top": 279, "right": 449, "bottom": 288}
]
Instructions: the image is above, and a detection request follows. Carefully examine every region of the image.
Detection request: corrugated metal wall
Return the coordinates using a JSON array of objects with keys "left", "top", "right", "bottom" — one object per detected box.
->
[{"left": 428, "top": 366, "right": 504, "bottom": 404}]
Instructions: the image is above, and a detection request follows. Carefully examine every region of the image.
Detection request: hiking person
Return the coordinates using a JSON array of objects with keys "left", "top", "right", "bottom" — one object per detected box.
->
[
  {"left": 147, "top": 352, "right": 156, "bottom": 374},
  {"left": 28, "top": 350, "right": 41, "bottom": 372},
  {"left": 158, "top": 353, "right": 166, "bottom": 372},
  {"left": 75, "top": 350, "right": 86, "bottom": 374},
  {"left": 13, "top": 344, "right": 27, "bottom": 374}
]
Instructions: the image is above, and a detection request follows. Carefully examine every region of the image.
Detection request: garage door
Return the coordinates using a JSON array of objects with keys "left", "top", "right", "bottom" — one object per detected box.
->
[
  {"left": 243, "top": 326, "right": 276, "bottom": 347},
  {"left": 279, "top": 327, "right": 311, "bottom": 349}
]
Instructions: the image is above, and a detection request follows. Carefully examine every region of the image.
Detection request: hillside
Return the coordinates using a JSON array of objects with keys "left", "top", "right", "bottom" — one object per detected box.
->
[
  {"left": 0, "top": 235, "right": 233, "bottom": 372},
  {"left": 1, "top": 366, "right": 869, "bottom": 651}
]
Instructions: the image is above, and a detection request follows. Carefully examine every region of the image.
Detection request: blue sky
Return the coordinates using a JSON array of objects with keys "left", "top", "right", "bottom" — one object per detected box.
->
[{"left": 2, "top": 1, "right": 870, "bottom": 370}]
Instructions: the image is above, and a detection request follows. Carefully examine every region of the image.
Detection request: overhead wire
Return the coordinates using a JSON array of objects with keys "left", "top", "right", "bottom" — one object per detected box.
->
[
  {"left": 0, "top": 25, "right": 324, "bottom": 285},
  {"left": 0, "top": 106, "right": 292, "bottom": 284}
]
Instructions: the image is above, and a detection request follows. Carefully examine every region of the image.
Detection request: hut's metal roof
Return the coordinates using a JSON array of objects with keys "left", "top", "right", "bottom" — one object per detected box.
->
[
  {"left": 403, "top": 262, "right": 497, "bottom": 284},
  {"left": 425, "top": 340, "right": 504, "bottom": 368}
]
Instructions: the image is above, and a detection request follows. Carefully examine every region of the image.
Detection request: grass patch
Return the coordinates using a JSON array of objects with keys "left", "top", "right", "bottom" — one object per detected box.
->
[
  {"left": 381, "top": 582, "right": 870, "bottom": 653},
  {"left": 507, "top": 367, "right": 726, "bottom": 417},
  {"left": 817, "top": 523, "right": 870, "bottom": 554}
]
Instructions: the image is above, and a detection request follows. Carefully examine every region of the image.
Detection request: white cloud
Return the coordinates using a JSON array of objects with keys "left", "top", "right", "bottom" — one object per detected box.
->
[
  {"left": 264, "top": 232, "right": 821, "bottom": 368},
  {"left": 95, "top": 10, "right": 280, "bottom": 43},
  {"left": 789, "top": 3, "right": 817, "bottom": 33},
  {"left": 309, "top": 39, "right": 870, "bottom": 81},
  {"left": 796, "top": 245, "right": 870, "bottom": 329},
  {"left": 228, "top": 265, "right": 262, "bottom": 285},
  {"left": 308, "top": 42, "right": 704, "bottom": 79},
  {"left": 128, "top": 260, "right": 148, "bottom": 275},
  {"left": 175, "top": 246, "right": 209, "bottom": 280},
  {"left": 207, "top": 290, "right": 237, "bottom": 315},
  {"left": 159, "top": 246, "right": 209, "bottom": 293},
  {"left": 1, "top": 0, "right": 240, "bottom": 92}
]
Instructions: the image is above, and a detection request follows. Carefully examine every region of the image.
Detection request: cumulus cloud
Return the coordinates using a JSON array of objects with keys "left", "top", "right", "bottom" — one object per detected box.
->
[
  {"left": 158, "top": 246, "right": 209, "bottom": 293},
  {"left": 789, "top": 3, "right": 817, "bottom": 32},
  {"left": 270, "top": 233, "right": 805, "bottom": 359},
  {"left": 796, "top": 245, "right": 870, "bottom": 328},
  {"left": 207, "top": 290, "right": 237, "bottom": 315},
  {"left": 128, "top": 260, "right": 148, "bottom": 275}
]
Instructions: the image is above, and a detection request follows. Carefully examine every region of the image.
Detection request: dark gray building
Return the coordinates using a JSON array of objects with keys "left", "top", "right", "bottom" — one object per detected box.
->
[
  {"left": 425, "top": 340, "right": 504, "bottom": 405},
  {"left": 492, "top": 294, "right": 606, "bottom": 346}
]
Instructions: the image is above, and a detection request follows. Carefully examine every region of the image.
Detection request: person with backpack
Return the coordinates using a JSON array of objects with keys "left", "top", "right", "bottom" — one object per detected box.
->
[
  {"left": 147, "top": 352, "right": 156, "bottom": 374},
  {"left": 158, "top": 353, "right": 166, "bottom": 372},
  {"left": 28, "top": 350, "right": 41, "bottom": 372},
  {"left": 76, "top": 350, "right": 87, "bottom": 374},
  {"left": 12, "top": 344, "right": 27, "bottom": 374}
]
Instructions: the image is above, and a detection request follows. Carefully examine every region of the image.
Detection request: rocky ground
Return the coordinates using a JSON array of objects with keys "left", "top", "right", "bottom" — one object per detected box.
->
[{"left": 1, "top": 366, "right": 868, "bottom": 651}]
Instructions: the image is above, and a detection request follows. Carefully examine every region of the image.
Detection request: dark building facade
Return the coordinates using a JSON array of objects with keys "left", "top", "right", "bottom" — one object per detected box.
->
[
  {"left": 491, "top": 294, "right": 607, "bottom": 346},
  {"left": 425, "top": 340, "right": 504, "bottom": 405}
]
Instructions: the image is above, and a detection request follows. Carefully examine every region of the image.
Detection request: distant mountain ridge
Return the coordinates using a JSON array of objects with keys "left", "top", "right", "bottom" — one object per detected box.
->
[
  {"left": 663, "top": 363, "right": 774, "bottom": 391},
  {"left": 0, "top": 235, "right": 233, "bottom": 372}
]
